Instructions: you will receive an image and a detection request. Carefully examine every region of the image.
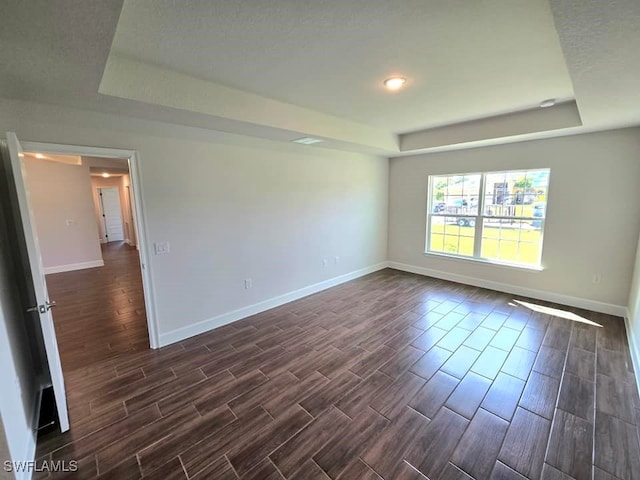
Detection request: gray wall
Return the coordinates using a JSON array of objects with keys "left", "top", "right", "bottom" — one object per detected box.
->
[
  {"left": 389, "top": 127, "right": 640, "bottom": 308},
  {"left": 0, "top": 97, "right": 389, "bottom": 346},
  {"left": 23, "top": 157, "right": 102, "bottom": 271}
]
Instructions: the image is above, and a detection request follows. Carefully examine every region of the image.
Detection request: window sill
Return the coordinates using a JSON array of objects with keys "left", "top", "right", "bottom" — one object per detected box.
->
[{"left": 423, "top": 251, "right": 544, "bottom": 272}]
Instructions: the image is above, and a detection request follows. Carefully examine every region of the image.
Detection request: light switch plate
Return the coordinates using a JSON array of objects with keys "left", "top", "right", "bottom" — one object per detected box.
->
[{"left": 154, "top": 242, "right": 170, "bottom": 255}]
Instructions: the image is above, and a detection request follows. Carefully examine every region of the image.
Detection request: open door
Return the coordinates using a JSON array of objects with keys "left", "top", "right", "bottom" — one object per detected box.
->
[{"left": 5, "top": 132, "right": 69, "bottom": 432}]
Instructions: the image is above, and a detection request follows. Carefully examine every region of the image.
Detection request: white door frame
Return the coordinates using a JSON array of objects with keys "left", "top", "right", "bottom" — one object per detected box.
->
[{"left": 21, "top": 141, "right": 160, "bottom": 349}]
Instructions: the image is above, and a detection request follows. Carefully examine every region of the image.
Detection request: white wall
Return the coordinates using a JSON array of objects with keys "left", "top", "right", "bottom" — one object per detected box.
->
[
  {"left": 389, "top": 128, "right": 640, "bottom": 310},
  {"left": 0, "top": 97, "right": 388, "bottom": 344},
  {"left": 23, "top": 158, "right": 103, "bottom": 273}
]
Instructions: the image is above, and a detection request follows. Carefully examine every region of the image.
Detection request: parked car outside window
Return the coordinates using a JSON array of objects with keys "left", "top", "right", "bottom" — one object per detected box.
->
[
  {"left": 532, "top": 203, "right": 545, "bottom": 228},
  {"left": 433, "top": 201, "right": 446, "bottom": 213}
]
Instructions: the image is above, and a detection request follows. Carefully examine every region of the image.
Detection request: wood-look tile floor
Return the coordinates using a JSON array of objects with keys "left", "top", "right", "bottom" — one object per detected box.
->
[
  {"left": 36, "top": 260, "right": 640, "bottom": 480},
  {"left": 46, "top": 242, "right": 150, "bottom": 372}
]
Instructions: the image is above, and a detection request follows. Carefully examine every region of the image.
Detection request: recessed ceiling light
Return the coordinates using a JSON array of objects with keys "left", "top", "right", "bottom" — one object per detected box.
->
[
  {"left": 293, "top": 137, "right": 323, "bottom": 145},
  {"left": 384, "top": 77, "right": 406, "bottom": 90},
  {"left": 102, "top": 173, "right": 110, "bottom": 178},
  {"left": 540, "top": 99, "right": 556, "bottom": 108},
  {"left": 35, "top": 153, "right": 44, "bottom": 159}
]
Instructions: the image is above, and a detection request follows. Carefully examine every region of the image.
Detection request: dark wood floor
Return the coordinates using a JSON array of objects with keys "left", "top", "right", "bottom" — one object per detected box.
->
[
  {"left": 46, "top": 242, "right": 149, "bottom": 372},
  {"left": 36, "top": 256, "right": 640, "bottom": 480}
]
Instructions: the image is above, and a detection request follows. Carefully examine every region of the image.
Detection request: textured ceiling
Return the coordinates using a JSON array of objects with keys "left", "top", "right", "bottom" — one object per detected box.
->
[
  {"left": 1, "top": 0, "right": 639, "bottom": 155},
  {"left": 111, "top": 0, "right": 574, "bottom": 133},
  {"left": 0, "top": 0, "right": 123, "bottom": 107},
  {"left": 550, "top": 0, "right": 640, "bottom": 128}
]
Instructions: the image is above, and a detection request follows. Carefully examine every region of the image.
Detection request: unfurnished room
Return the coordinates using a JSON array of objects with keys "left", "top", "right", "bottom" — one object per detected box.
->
[{"left": 1, "top": 1, "right": 640, "bottom": 480}]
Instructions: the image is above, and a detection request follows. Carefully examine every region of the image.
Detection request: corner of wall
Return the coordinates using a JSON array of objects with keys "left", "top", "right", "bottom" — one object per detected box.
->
[
  {"left": 624, "top": 308, "right": 640, "bottom": 400},
  {"left": 385, "top": 156, "right": 392, "bottom": 263},
  {"left": 158, "top": 261, "right": 390, "bottom": 347},
  {"left": 388, "top": 261, "right": 627, "bottom": 317}
]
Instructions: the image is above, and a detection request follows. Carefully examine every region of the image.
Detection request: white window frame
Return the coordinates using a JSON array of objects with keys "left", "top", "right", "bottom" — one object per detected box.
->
[{"left": 425, "top": 169, "right": 549, "bottom": 269}]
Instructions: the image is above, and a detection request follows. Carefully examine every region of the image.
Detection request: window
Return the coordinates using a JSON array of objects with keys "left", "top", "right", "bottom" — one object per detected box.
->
[{"left": 426, "top": 169, "right": 550, "bottom": 268}]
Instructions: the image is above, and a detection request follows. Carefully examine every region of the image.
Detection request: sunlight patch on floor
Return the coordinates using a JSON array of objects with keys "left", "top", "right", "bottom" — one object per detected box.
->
[{"left": 512, "top": 300, "right": 602, "bottom": 327}]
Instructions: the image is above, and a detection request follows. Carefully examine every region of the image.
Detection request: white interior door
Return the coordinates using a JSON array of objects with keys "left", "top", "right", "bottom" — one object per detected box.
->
[
  {"left": 99, "top": 187, "right": 124, "bottom": 242},
  {"left": 6, "top": 132, "right": 69, "bottom": 432}
]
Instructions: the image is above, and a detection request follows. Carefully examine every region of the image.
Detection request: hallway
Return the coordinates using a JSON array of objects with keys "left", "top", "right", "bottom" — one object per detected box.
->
[{"left": 46, "top": 242, "right": 149, "bottom": 374}]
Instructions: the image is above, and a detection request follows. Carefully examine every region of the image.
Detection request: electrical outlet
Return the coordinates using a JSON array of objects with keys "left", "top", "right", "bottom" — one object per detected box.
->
[
  {"left": 244, "top": 278, "right": 252, "bottom": 289},
  {"left": 592, "top": 274, "right": 601, "bottom": 284},
  {"left": 154, "top": 242, "right": 170, "bottom": 255},
  {"left": 322, "top": 258, "right": 328, "bottom": 268},
  {"left": 334, "top": 256, "right": 340, "bottom": 264}
]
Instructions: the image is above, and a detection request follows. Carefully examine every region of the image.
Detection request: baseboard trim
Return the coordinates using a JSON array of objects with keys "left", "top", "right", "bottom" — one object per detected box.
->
[
  {"left": 44, "top": 260, "right": 104, "bottom": 275},
  {"left": 388, "top": 261, "right": 627, "bottom": 317},
  {"left": 159, "top": 262, "right": 389, "bottom": 347},
  {"left": 624, "top": 308, "right": 640, "bottom": 399}
]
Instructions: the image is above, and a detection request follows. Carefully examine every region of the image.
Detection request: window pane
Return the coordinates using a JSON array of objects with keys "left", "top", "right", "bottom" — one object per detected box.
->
[
  {"left": 428, "top": 173, "right": 479, "bottom": 258},
  {"left": 484, "top": 169, "right": 550, "bottom": 218},
  {"left": 432, "top": 174, "right": 480, "bottom": 216},
  {"left": 484, "top": 172, "right": 510, "bottom": 210},
  {"left": 430, "top": 233, "right": 445, "bottom": 252},
  {"left": 482, "top": 219, "right": 504, "bottom": 239},
  {"left": 443, "top": 235, "right": 460, "bottom": 254},
  {"left": 532, "top": 202, "right": 546, "bottom": 228},
  {"left": 431, "top": 216, "right": 445, "bottom": 236},
  {"left": 481, "top": 238, "right": 499, "bottom": 258},
  {"left": 444, "top": 219, "right": 459, "bottom": 235},
  {"left": 517, "top": 220, "right": 541, "bottom": 243},
  {"left": 442, "top": 217, "right": 476, "bottom": 236},
  {"left": 430, "top": 175, "right": 448, "bottom": 213},
  {"left": 427, "top": 169, "right": 547, "bottom": 268},
  {"left": 441, "top": 234, "right": 474, "bottom": 257},
  {"left": 497, "top": 241, "right": 518, "bottom": 263},
  {"left": 518, "top": 242, "right": 541, "bottom": 265},
  {"left": 481, "top": 219, "right": 542, "bottom": 266},
  {"left": 459, "top": 237, "right": 474, "bottom": 256},
  {"left": 429, "top": 216, "right": 475, "bottom": 256}
]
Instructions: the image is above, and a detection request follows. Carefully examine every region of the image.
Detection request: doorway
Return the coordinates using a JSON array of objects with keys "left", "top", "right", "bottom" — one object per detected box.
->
[
  {"left": 19, "top": 152, "right": 150, "bottom": 373},
  {"left": 19, "top": 141, "right": 158, "bottom": 349},
  {"left": 98, "top": 187, "right": 125, "bottom": 243},
  {"left": 5, "top": 132, "right": 159, "bottom": 438},
  {"left": 9, "top": 137, "right": 159, "bottom": 436}
]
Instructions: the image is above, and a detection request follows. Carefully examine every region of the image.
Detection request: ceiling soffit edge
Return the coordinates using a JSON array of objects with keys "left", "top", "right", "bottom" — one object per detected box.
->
[{"left": 400, "top": 101, "right": 582, "bottom": 151}]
